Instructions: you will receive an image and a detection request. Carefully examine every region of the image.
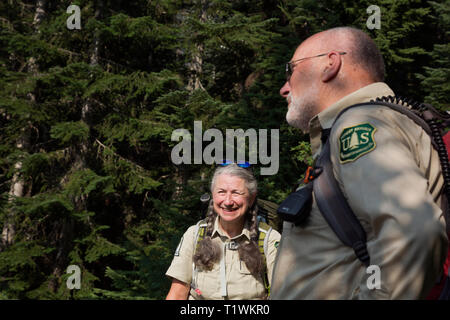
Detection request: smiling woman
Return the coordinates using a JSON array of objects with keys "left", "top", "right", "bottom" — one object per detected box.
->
[
  {"left": 165, "top": 164, "right": 281, "bottom": 300},
  {"left": 197, "top": 164, "right": 260, "bottom": 273},
  {"left": 212, "top": 166, "right": 256, "bottom": 233}
]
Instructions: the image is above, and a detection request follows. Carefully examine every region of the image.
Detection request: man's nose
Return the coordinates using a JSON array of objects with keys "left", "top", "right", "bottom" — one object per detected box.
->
[{"left": 280, "top": 81, "right": 290, "bottom": 98}]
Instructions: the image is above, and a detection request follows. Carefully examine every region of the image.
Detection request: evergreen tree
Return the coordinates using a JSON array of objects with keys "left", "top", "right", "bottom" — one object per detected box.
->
[
  {"left": 0, "top": 0, "right": 448, "bottom": 300},
  {"left": 417, "top": 0, "right": 450, "bottom": 111}
]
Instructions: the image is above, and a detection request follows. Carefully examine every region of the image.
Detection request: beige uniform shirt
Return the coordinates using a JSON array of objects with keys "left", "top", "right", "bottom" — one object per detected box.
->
[
  {"left": 166, "top": 217, "right": 281, "bottom": 300},
  {"left": 271, "top": 82, "right": 448, "bottom": 299}
]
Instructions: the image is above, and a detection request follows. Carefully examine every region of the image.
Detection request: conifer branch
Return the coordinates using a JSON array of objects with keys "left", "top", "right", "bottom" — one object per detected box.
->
[{"left": 94, "top": 138, "right": 148, "bottom": 173}]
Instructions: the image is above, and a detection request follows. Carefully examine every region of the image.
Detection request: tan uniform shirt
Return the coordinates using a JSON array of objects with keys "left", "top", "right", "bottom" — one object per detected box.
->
[
  {"left": 270, "top": 82, "right": 448, "bottom": 299},
  {"left": 166, "top": 217, "right": 281, "bottom": 300}
]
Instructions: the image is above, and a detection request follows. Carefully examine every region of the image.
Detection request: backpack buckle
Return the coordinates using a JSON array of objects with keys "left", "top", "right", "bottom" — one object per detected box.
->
[{"left": 303, "top": 166, "right": 323, "bottom": 184}]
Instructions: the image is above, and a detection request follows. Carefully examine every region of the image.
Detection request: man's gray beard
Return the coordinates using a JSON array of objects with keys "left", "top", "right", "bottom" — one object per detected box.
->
[{"left": 286, "top": 92, "right": 317, "bottom": 133}]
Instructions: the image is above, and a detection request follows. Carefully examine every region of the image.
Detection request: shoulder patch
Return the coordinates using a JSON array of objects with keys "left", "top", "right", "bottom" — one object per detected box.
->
[{"left": 338, "top": 123, "right": 377, "bottom": 163}]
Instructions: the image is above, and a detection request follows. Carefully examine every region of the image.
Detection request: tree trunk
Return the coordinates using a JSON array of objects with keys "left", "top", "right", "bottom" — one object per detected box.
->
[
  {"left": 186, "top": 1, "right": 207, "bottom": 92},
  {"left": 186, "top": 43, "right": 205, "bottom": 91},
  {"left": 81, "top": 0, "right": 102, "bottom": 123},
  {"left": 1, "top": 0, "right": 46, "bottom": 247},
  {"left": 27, "top": 0, "right": 46, "bottom": 74},
  {"left": 2, "top": 129, "right": 31, "bottom": 245},
  {"left": 1, "top": 161, "right": 23, "bottom": 245},
  {"left": 32, "top": 0, "right": 46, "bottom": 29},
  {"left": 173, "top": 1, "right": 208, "bottom": 200}
]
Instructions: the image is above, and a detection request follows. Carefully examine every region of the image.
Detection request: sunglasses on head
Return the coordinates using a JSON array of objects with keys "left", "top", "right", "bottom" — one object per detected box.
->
[{"left": 219, "top": 160, "right": 251, "bottom": 168}]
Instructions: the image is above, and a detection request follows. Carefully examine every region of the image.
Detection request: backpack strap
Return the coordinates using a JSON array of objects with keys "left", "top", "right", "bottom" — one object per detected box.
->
[
  {"left": 258, "top": 221, "right": 272, "bottom": 295},
  {"left": 194, "top": 219, "right": 207, "bottom": 253},
  {"left": 258, "top": 221, "right": 272, "bottom": 257},
  {"left": 191, "top": 219, "right": 207, "bottom": 292},
  {"left": 313, "top": 138, "right": 370, "bottom": 267}
]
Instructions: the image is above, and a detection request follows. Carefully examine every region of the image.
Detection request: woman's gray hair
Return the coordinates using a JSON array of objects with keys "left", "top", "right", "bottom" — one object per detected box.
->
[
  {"left": 210, "top": 163, "right": 257, "bottom": 196},
  {"left": 193, "top": 164, "right": 264, "bottom": 291}
]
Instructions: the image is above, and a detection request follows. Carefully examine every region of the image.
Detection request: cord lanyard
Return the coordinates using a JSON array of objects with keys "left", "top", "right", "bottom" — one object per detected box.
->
[{"left": 220, "top": 242, "right": 227, "bottom": 297}]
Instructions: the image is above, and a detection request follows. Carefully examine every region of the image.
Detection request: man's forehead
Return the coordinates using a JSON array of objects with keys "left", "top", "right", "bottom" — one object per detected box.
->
[
  {"left": 291, "top": 31, "right": 334, "bottom": 60},
  {"left": 291, "top": 45, "right": 309, "bottom": 60},
  {"left": 292, "top": 38, "right": 320, "bottom": 59}
]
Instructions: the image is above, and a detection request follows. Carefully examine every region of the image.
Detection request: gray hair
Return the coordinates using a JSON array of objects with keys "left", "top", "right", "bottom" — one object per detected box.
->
[
  {"left": 330, "top": 27, "right": 385, "bottom": 82},
  {"left": 210, "top": 164, "right": 257, "bottom": 196}
]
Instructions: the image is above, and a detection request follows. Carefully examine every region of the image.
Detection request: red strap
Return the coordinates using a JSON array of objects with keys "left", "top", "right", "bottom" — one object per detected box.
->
[
  {"left": 443, "top": 131, "right": 450, "bottom": 278},
  {"left": 444, "top": 240, "right": 450, "bottom": 278},
  {"left": 444, "top": 131, "right": 450, "bottom": 158},
  {"left": 426, "top": 231, "right": 450, "bottom": 300}
]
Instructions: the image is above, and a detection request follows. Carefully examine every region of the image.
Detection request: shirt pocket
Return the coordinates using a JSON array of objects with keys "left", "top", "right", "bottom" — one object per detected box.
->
[
  {"left": 239, "top": 260, "right": 252, "bottom": 274},
  {"left": 195, "top": 264, "right": 220, "bottom": 299},
  {"left": 233, "top": 260, "right": 265, "bottom": 299}
]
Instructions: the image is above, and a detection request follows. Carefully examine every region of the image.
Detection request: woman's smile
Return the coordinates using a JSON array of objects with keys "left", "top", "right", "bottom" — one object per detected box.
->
[{"left": 212, "top": 174, "right": 254, "bottom": 225}]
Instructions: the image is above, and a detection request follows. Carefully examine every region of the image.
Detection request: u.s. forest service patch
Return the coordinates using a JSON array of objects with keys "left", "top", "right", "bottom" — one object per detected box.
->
[{"left": 339, "top": 123, "right": 377, "bottom": 163}]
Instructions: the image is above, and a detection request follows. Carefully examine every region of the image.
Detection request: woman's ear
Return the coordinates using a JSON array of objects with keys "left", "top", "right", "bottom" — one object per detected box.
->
[{"left": 321, "top": 51, "right": 342, "bottom": 82}]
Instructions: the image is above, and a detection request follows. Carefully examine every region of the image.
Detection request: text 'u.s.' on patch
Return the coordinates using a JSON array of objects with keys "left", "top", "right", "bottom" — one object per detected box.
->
[{"left": 339, "top": 123, "right": 377, "bottom": 163}]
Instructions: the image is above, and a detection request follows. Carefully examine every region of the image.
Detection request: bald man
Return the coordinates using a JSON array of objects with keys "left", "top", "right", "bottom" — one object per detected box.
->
[{"left": 270, "top": 27, "right": 447, "bottom": 299}]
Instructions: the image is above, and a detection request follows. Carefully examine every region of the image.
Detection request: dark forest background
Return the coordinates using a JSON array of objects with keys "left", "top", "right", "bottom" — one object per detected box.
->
[{"left": 0, "top": 0, "right": 448, "bottom": 299}]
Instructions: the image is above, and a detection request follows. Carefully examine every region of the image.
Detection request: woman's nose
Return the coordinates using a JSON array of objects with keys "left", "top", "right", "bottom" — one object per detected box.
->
[{"left": 223, "top": 193, "right": 233, "bottom": 205}]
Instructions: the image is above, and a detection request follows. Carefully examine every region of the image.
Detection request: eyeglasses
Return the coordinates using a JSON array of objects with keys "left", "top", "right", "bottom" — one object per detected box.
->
[
  {"left": 219, "top": 160, "right": 251, "bottom": 169},
  {"left": 285, "top": 51, "right": 346, "bottom": 82}
]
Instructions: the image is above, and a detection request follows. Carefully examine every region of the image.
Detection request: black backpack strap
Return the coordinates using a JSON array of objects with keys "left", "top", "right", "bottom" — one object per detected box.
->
[
  {"left": 313, "top": 138, "right": 370, "bottom": 267},
  {"left": 313, "top": 98, "right": 450, "bottom": 270}
]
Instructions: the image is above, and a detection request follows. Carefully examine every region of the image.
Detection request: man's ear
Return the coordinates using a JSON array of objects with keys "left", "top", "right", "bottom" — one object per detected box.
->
[{"left": 321, "top": 51, "right": 342, "bottom": 82}]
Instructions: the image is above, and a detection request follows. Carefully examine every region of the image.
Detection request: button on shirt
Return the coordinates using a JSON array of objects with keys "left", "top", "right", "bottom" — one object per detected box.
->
[
  {"left": 270, "top": 82, "right": 447, "bottom": 299},
  {"left": 166, "top": 217, "right": 281, "bottom": 300}
]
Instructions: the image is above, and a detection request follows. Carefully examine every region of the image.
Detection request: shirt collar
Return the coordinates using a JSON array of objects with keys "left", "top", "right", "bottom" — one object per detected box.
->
[
  {"left": 309, "top": 82, "right": 395, "bottom": 156},
  {"left": 211, "top": 216, "right": 252, "bottom": 241}
]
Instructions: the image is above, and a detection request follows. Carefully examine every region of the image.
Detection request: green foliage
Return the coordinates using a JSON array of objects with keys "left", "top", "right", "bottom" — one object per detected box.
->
[
  {"left": 20, "top": 153, "right": 51, "bottom": 192},
  {"left": 417, "top": 0, "right": 450, "bottom": 111},
  {"left": 291, "top": 141, "right": 313, "bottom": 167},
  {"left": 51, "top": 121, "right": 89, "bottom": 145},
  {"left": 0, "top": 0, "right": 448, "bottom": 300},
  {"left": 0, "top": 241, "right": 55, "bottom": 298},
  {"left": 82, "top": 233, "right": 125, "bottom": 263},
  {"left": 64, "top": 168, "right": 115, "bottom": 198}
]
